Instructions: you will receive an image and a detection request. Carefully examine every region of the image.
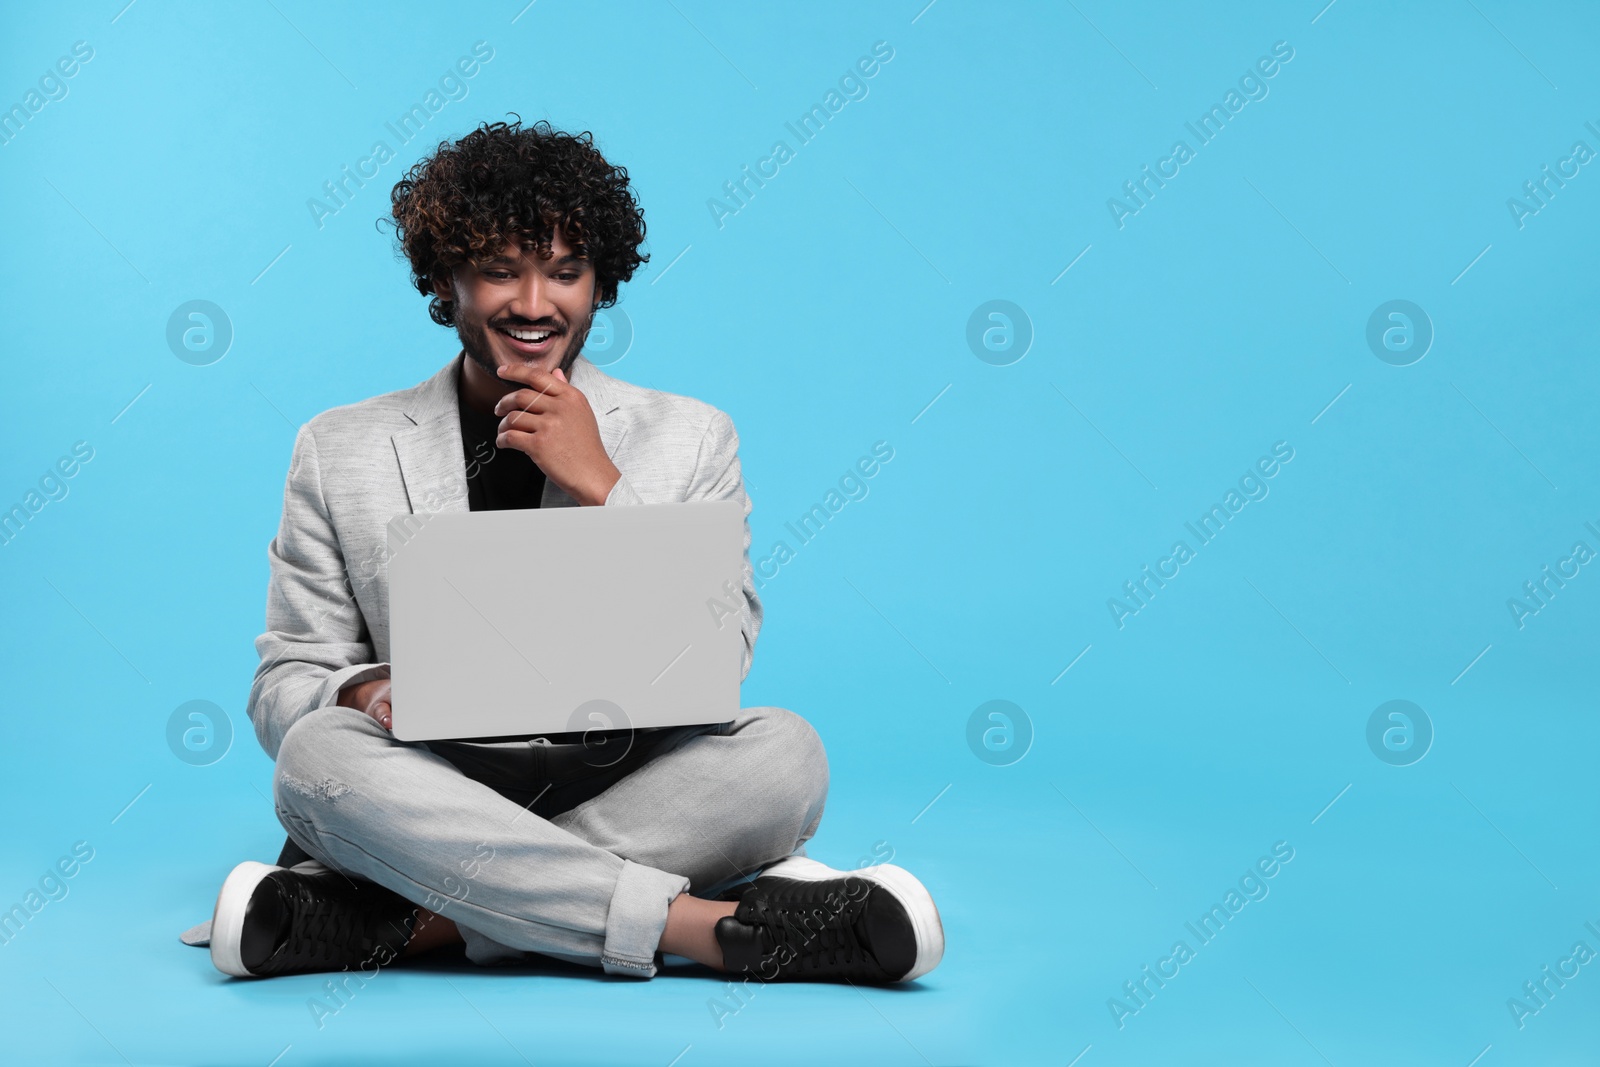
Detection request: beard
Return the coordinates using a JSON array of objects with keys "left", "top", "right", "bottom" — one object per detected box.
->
[{"left": 458, "top": 304, "right": 597, "bottom": 383}]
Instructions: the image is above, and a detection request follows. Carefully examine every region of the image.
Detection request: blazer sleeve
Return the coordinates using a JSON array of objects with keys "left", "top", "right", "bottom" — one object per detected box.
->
[
  {"left": 246, "top": 423, "right": 391, "bottom": 760},
  {"left": 604, "top": 408, "right": 764, "bottom": 682}
]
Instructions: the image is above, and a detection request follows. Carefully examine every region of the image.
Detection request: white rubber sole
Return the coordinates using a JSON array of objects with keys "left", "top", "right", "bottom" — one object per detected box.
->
[
  {"left": 759, "top": 856, "right": 945, "bottom": 981},
  {"left": 210, "top": 861, "right": 279, "bottom": 977},
  {"left": 209, "top": 859, "right": 331, "bottom": 977}
]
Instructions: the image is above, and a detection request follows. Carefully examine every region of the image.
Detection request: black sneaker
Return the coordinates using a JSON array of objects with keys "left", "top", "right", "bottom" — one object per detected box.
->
[
  {"left": 713, "top": 857, "right": 944, "bottom": 983},
  {"left": 209, "top": 860, "right": 417, "bottom": 978}
]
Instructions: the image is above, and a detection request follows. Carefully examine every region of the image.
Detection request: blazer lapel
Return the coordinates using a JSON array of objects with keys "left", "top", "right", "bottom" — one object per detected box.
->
[{"left": 393, "top": 355, "right": 471, "bottom": 515}]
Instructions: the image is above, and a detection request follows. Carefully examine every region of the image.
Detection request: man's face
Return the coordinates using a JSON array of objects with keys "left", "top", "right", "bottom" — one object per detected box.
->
[{"left": 442, "top": 228, "right": 598, "bottom": 381}]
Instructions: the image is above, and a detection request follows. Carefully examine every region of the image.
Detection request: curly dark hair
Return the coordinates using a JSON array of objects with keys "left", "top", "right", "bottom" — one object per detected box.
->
[{"left": 383, "top": 116, "right": 648, "bottom": 327}]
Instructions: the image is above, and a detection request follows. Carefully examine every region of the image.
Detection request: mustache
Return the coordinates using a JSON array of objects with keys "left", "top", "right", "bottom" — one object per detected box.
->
[{"left": 491, "top": 320, "right": 564, "bottom": 333}]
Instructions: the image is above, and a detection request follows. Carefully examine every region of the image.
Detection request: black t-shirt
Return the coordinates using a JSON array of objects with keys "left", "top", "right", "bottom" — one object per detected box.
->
[{"left": 458, "top": 389, "right": 547, "bottom": 511}]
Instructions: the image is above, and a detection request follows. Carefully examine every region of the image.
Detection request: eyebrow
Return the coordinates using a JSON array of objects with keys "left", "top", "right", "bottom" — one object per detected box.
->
[{"left": 482, "top": 251, "right": 587, "bottom": 266}]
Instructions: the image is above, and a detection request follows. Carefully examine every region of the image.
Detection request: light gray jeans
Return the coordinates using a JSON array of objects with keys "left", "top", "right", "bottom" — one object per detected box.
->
[{"left": 271, "top": 704, "right": 829, "bottom": 977}]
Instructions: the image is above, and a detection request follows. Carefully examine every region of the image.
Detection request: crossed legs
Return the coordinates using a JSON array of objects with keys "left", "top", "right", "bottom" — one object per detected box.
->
[{"left": 271, "top": 704, "right": 829, "bottom": 977}]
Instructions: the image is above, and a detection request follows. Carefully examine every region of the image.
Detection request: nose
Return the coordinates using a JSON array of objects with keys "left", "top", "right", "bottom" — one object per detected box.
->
[{"left": 508, "top": 270, "right": 558, "bottom": 327}]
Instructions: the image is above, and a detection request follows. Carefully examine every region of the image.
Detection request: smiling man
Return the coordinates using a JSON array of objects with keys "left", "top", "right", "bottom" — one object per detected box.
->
[{"left": 204, "top": 118, "right": 945, "bottom": 986}]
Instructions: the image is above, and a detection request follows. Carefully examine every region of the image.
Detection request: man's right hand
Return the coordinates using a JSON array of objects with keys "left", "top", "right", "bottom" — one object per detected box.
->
[{"left": 338, "top": 677, "right": 392, "bottom": 731}]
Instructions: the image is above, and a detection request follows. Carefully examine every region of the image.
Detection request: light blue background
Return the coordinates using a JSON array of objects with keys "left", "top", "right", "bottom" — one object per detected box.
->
[{"left": 3, "top": 1, "right": 1598, "bottom": 1064}]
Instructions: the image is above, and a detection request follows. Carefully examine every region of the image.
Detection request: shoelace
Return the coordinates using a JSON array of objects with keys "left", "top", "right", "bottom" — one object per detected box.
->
[
  {"left": 745, "top": 894, "right": 872, "bottom": 976},
  {"left": 280, "top": 879, "right": 402, "bottom": 966}
]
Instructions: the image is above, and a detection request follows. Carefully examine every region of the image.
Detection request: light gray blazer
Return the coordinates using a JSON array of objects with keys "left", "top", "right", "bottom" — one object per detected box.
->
[{"left": 246, "top": 352, "right": 762, "bottom": 759}]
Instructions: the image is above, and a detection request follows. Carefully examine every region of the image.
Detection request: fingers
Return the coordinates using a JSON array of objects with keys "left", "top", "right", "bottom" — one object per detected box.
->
[
  {"left": 365, "top": 682, "right": 392, "bottom": 732},
  {"left": 493, "top": 387, "right": 557, "bottom": 419},
  {"left": 496, "top": 363, "right": 564, "bottom": 392},
  {"left": 495, "top": 428, "right": 537, "bottom": 453},
  {"left": 497, "top": 410, "right": 545, "bottom": 437}
]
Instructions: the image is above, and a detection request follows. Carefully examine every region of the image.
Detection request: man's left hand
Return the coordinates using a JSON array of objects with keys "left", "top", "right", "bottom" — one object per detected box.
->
[{"left": 493, "top": 364, "right": 621, "bottom": 506}]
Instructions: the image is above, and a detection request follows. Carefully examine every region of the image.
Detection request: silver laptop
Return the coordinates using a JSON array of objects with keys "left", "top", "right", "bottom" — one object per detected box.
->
[{"left": 385, "top": 500, "right": 745, "bottom": 742}]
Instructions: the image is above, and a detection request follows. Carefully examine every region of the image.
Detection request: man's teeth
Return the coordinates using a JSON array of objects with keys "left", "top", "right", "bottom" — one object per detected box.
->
[{"left": 500, "top": 327, "right": 553, "bottom": 343}]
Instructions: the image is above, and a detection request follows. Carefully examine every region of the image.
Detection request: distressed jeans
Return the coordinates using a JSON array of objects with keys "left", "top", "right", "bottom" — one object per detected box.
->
[{"left": 271, "top": 704, "right": 829, "bottom": 977}]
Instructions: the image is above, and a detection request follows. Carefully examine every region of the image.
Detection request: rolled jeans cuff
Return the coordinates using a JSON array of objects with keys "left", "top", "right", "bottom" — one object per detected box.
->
[{"left": 602, "top": 859, "right": 690, "bottom": 978}]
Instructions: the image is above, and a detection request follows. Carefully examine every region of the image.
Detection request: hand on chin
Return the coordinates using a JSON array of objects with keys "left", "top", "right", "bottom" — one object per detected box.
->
[{"left": 499, "top": 352, "right": 557, "bottom": 377}]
